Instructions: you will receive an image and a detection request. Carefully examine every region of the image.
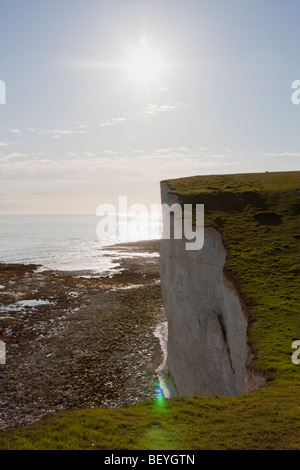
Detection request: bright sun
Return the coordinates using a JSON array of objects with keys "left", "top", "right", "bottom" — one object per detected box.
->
[{"left": 127, "top": 43, "right": 162, "bottom": 84}]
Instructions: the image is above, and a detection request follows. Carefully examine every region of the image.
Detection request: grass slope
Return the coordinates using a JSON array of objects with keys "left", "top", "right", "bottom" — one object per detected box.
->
[{"left": 0, "top": 171, "right": 299, "bottom": 450}]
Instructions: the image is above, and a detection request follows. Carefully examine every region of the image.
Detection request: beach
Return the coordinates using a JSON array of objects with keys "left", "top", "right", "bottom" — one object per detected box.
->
[{"left": 0, "top": 239, "right": 165, "bottom": 431}]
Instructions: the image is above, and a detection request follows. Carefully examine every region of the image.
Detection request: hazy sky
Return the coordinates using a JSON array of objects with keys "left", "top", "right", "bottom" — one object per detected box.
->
[{"left": 0, "top": 0, "right": 300, "bottom": 213}]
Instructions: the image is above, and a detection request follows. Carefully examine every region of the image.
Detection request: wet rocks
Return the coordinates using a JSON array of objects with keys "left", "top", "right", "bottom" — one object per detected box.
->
[{"left": 0, "top": 240, "right": 165, "bottom": 431}]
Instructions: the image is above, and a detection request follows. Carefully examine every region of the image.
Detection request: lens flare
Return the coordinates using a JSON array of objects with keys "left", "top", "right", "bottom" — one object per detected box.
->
[{"left": 153, "top": 380, "right": 168, "bottom": 415}]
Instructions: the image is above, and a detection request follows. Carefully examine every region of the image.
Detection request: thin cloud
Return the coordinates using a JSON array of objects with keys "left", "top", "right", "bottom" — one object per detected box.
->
[
  {"left": 8, "top": 152, "right": 29, "bottom": 158},
  {"left": 100, "top": 116, "right": 128, "bottom": 127},
  {"left": 143, "top": 102, "right": 186, "bottom": 115},
  {"left": 74, "top": 121, "right": 87, "bottom": 129},
  {"left": 0, "top": 152, "right": 29, "bottom": 161},
  {"left": 0, "top": 146, "right": 238, "bottom": 185},
  {"left": 263, "top": 152, "right": 300, "bottom": 157},
  {"left": 99, "top": 102, "right": 188, "bottom": 127},
  {"left": 64, "top": 151, "right": 78, "bottom": 157},
  {"left": 83, "top": 150, "right": 95, "bottom": 157},
  {"left": 43, "top": 129, "right": 87, "bottom": 139},
  {"left": 102, "top": 150, "right": 124, "bottom": 155},
  {"left": 3, "top": 127, "right": 87, "bottom": 139}
]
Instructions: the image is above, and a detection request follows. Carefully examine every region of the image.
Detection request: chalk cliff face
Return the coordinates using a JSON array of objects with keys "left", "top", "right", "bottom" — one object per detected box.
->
[{"left": 159, "top": 182, "right": 263, "bottom": 397}]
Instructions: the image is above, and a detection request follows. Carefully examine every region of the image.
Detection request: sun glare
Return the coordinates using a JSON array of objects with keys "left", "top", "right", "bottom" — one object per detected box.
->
[{"left": 127, "top": 43, "right": 162, "bottom": 85}]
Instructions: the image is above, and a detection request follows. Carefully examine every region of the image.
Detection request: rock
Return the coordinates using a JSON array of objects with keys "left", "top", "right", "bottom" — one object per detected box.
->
[{"left": 159, "top": 182, "right": 265, "bottom": 397}]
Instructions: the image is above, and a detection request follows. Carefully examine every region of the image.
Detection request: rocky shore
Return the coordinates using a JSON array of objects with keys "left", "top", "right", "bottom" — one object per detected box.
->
[{"left": 0, "top": 240, "right": 165, "bottom": 431}]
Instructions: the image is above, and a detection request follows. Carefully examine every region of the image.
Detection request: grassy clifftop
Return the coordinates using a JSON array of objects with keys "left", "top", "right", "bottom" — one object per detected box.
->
[{"left": 0, "top": 171, "right": 299, "bottom": 450}]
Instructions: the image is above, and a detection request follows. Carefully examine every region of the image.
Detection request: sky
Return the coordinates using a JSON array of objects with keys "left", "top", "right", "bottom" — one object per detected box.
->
[{"left": 0, "top": 0, "right": 300, "bottom": 214}]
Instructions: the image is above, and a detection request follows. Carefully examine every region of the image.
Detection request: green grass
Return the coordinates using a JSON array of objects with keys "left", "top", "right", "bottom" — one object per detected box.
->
[{"left": 1, "top": 170, "right": 299, "bottom": 450}]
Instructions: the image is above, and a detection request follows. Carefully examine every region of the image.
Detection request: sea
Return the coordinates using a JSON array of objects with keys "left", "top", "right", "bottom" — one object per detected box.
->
[{"left": 0, "top": 214, "right": 162, "bottom": 276}]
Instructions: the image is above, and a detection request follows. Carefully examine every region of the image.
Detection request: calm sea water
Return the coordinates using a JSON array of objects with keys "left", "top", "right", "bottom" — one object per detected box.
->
[{"left": 0, "top": 214, "right": 162, "bottom": 275}]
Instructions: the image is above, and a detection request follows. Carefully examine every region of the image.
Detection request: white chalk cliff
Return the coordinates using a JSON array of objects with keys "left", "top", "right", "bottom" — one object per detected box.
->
[{"left": 159, "top": 182, "right": 264, "bottom": 397}]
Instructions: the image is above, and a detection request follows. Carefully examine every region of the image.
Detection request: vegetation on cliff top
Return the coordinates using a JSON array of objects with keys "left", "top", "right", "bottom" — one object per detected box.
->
[{"left": 0, "top": 171, "right": 299, "bottom": 450}]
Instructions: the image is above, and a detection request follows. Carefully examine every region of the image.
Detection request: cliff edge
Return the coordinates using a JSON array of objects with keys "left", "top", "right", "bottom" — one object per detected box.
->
[{"left": 159, "top": 181, "right": 265, "bottom": 397}]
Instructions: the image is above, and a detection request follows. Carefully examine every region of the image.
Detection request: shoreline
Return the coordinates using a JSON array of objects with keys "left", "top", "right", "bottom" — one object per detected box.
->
[{"left": 0, "top": 239, "right": 165, "bottom": 431}]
